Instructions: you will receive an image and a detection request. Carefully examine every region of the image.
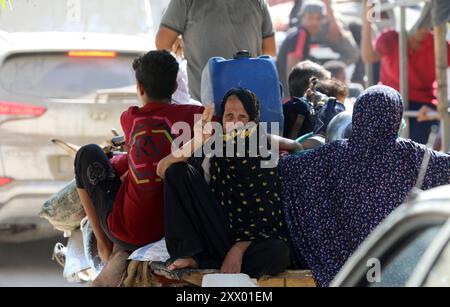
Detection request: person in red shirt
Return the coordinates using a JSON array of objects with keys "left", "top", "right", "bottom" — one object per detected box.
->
[
  {"left": 362, "top": 0, "right": 450, "bottom": 144},
  {"left": 74, "top": 50, "right": 204, "bottom": 286}
]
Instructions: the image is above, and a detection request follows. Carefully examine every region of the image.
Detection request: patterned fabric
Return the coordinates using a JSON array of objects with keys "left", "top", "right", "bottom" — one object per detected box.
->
[
  {"left": 209, "top": 125, "right": 286, "bottom": 243},
  {"left": 279, "top": 85, "right": 450, "bottom": 287}
]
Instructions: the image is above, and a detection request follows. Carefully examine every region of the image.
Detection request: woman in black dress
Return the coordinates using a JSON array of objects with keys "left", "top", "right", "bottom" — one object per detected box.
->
[{"left": 157, "top": 87, "right": 302, "bottom": 278}]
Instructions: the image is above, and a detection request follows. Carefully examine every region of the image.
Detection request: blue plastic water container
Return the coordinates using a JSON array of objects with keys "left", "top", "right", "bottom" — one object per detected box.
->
[{"left": 206, "top": 52, "right": 284, "bottom": 135}]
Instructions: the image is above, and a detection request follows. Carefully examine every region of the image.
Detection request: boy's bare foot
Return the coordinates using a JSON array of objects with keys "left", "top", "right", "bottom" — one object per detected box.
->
[
  {"left": 167, "top": 258, "right": 198, "bottom": 271},
  {"left": 92, "top": 250, "right": 129, "bottom": 287}
]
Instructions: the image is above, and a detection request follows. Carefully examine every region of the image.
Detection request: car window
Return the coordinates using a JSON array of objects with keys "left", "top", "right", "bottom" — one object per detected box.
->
[
  {"left": 0, "top": 0, "right": 151, "bottom": 35},
  {"left": 0, "top": 53, "right": 137, "bottom": 100},
  {"left": 368, "top": 226, "right": 442, "bottom": 287},
  {"left": 423, "top": 239, "right": 450, "bottom": 287}
]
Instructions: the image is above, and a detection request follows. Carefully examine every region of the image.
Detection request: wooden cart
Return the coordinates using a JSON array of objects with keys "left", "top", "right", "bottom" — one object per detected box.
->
[{"left": 121, "top": 261, "right": 316, "bottom": 288}]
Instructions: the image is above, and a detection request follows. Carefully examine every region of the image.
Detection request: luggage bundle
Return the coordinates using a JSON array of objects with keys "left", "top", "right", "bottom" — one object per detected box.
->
[{"left": 39, "top": 179, "right": 85, "bottom": 237}]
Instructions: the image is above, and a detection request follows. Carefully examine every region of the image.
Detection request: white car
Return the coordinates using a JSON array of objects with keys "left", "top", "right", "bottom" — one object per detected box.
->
[
  {"left": 332, "top": 185, "right": 450, "bottom": 287},
  {"left": 0, "top": 0, "right": 155, "bottom": 242}
]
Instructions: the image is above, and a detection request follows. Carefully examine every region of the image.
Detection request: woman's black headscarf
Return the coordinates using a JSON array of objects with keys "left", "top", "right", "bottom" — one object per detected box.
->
[{"left": 218, "top": 87, "right": 260, "bottom": 124}]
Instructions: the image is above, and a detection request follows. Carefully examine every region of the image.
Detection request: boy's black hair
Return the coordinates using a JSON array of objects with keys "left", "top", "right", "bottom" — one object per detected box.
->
[
  {"left": 288, "top": 60, "right": 331, "bottom": 98},
  {"left": 132, "top": 50, "right": 179, "bottom": 101}
]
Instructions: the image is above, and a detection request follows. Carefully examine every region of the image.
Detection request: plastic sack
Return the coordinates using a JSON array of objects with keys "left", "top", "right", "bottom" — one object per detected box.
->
[
  {"left": 80, "top": 217, "right": 104, "bottom": 274},
  {"left": 172, "top": 59, "right": 202, "bottom": 106},
  {"left": 326, "top": 112, "right": 353, "bottom": 143},
  {"left": 39, "top": 179, "right": 86, "bottom": 236},
  {"left": 63, "top": 229, "right": 95, "bottom": 283},
  {"left": 128, "top": 238, "right": 170, "bottom": 263}
]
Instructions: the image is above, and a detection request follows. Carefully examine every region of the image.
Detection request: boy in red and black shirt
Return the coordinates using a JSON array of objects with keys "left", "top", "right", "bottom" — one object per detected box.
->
[{"left": 74, "top": 50, "right": 204, "bottom": 286}]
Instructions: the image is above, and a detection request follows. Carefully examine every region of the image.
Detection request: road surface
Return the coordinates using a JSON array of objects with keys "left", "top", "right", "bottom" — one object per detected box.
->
[{"left": 0, "top": 236, "right": 83, "bottom": 287}]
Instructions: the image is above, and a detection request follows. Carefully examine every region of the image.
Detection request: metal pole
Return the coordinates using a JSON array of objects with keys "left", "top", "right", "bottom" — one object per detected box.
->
[
  {"left": 434, "top": 24, "right": 449, "bottom": 152},
  {"left": 399, "top": 6, "right": 410, "bottom": 139}
]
